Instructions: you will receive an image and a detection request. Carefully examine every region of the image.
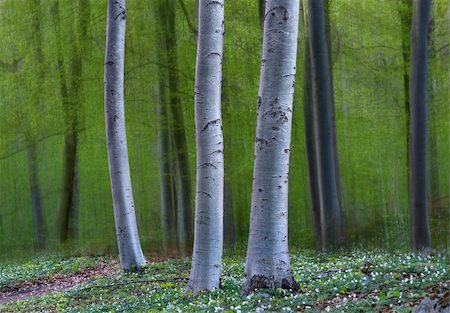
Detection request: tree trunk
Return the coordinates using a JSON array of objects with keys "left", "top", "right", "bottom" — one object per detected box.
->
[
  {"left": 308, "top": 0, "right": 344, "bottom": 249},
  {"left": 400, "top": 0, "right": 412, "bottom": 173},
  {"left": 186, "top": 0, "right": 224, "bottom": 295},
  {"left": 29, "top": 0, "right": 46, "bottom": 250},
  {"left": 27, "top": 144, "right": 46, "bottom": 250},
  {"left": 224, "top": 181, "right": 236, "bottom": 247},
  {"left": 409, "top": 0, "right": 432, "bottom": 253},
  {"left": 51, "top": 0, "right": 87, "bottom": 242},
  {"left": 154, "top": 0, "right": 178, "bottom": 250},
  {"left": 301, "top": 0, "right": 322, "bottom": 247},
  {"left": 258, "top": 0, "right": 265, "bottom": 31},
  {"left": 160, "top": 0, "right": 193, "bottom": 253},
  {"left": 104, "top": 0, "right": 146, "bottom": 271},
  {"left": 243, "top": 0, "right": 300, "bottom": 295}
]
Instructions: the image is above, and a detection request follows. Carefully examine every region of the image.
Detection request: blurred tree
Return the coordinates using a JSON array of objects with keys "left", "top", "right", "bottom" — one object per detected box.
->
[
  {"left": 155, "top": 0, "right": 193, "bottom": 254},
  {"left": 104, "top": 0, "right": 146, "bottom": 271},
  {"left": 409, "top": 0, "right": 432, "bottom": 253},
  {"left": 307, "top": 0, "right": 344, "bottom": 248},
  {"left": 29, "top": 0, "right": 47, "bottom": 250},
  {"left": 243, "top": 0, "right": 300, "bottom": 295}
]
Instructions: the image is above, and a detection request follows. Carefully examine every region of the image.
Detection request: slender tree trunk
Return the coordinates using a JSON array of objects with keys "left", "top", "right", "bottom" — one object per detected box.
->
[
  {"left": 400, "top": 0, "right": 412, "bottom": 173},
  {"left": 308, "top": 0, "right": 343, "bottom": 249},
  {"left": 52, "top": 0, "right": 88, "bottom": 242},
  {"left": 258, "top": 0, "right": 265, "bottom": 31},
  {"left": 224, "top": 181, "right": 236, "bottom": 247},
  {"left": 161, "top": 0, "right": 193, "bottom": 252},
  {"left": 409, "top": 0, "right": 432, "bottom": 253},
  {"left": 301, "top": 0, "right": 322, "bottom": 246},
  {"left": 243, "top": 0, "right": 300, "bottom": 295},
  {"left": 155, "top": 1, "right": 177, "bottom": 250},
  {"left": 156, "top": 78, "right": 177, "bottom": 249},
  {"left": 186, "top": 0, "right": 225, "bottom": 295},
  {"left": 27, "top": 144, "right": 46, "bottom": 250},
  {"left": 104, "top": 0, "right": 146, "bottom": 271},
  {"left": 29, "top": 0, "right": 46, "bottom": 250}
]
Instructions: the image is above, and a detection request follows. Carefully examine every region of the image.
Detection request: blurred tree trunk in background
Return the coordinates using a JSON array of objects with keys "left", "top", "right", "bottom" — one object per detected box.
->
[
  {"left": 155, "top": 1, "right": 177, "bottom": 250},
  {"left": 155, "top": 0, "right": 193, "bottom": 254},
  {"left": 104, "top": 0, "right": 146, "bottom": 271},
  {"left": 409, "top": 0, "right": 432, "bottom": 253},
  {"left": 400, "top": 0, "right": 412, "bottom": 174},
  {"left": 301, "top": 0, "right": 322, "bottom": 247},
  {"left": 308, "top": 0, "right": 344, "bottom": 249},
  {"left": 258, "top": 0, "right": 265, "bottom": 31},
  {"left": 52, "top": 0, "right": 89, "bottom": 243},
  {"left": 27, "top": 144, "right": 46, "bottom": 250},
  {"left": 29, "top": 0, "right": 47, "bottom": 250}
]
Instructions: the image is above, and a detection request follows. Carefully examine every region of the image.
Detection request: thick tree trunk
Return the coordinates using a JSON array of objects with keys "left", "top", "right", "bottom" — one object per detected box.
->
[
  {"left": 27, "top": 144, "right": 46, "bottom": 250},
  {"left": 243, "top": 0, "right": 300, "bottom": 295},
  {"left": 104, "top": 0, "right": 146, "bottom": 271},
  {"left": 186, "top": 0, "right": 224, "bottom": 295},
  {"left": 308, "top": 0, "right": 344, "bottom": 248},
  {"left": 301, "top": 0, "right": 322, "bottom": 246},
  {"left": 409, "top": 0, "right": 432, "bottom": 253}
]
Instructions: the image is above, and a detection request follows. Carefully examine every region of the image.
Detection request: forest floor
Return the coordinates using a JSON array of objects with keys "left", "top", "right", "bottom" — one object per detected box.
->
[{"left": 0, "top": 249, "right": 449, "bottom": 312}]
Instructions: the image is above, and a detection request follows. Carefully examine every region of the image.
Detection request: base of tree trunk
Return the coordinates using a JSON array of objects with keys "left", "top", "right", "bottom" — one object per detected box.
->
[
  {"left": 185, "top": 278, "right": 222, "bottom": 297},
  {"left": 242, "top": 274, "right": 299, "bottom": 295}
]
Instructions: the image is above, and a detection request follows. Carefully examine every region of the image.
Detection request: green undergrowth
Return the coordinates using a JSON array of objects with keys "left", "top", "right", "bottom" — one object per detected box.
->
[
  {"left": 0, "top": 255, "right": 106, "bottom": 288},
  {"left": 1, "top": 249, "right": 449, "bottom": 312}
]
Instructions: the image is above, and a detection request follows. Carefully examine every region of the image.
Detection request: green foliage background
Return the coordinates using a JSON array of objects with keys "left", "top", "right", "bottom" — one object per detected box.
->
[{"left": 0, "top": 0, "right": 449, "bottom": 258}]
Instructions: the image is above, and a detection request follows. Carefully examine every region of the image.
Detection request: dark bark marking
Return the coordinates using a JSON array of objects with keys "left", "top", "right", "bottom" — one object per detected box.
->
[
  {"left": 197, "top": 191, "right": 212, "bottom": 199},
  {"left": 205, "top": 1, "right": 224, "bottom": 7},
  {"left": 265, "top": 6, "right": 289, "bottom": 22},
  {"left": 198, "top": 162, "right": 217, "bottom": 169},
  {"left": 201, "top": 118, "right": 221, "bottom": 132}
]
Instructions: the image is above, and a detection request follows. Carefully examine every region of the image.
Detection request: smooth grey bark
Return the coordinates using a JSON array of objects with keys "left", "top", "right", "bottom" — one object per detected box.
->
[
  {"left": 409, "top": 0, "right": 432, "bottom": 253},
  {"left": 104, "top": 0, "right": 146, "bottom": 271},
  {"left": 308, "top": 0, "right": 344, "bottom": 248},
  {"left": 186, "top": 0, "right": 224, "bottom": 295},
  {"left": 301, "top": 0, "right": 322, "bottom": 246},
  {"left": 243, "top": 0, "right": 299, "bottom": 295},
  {"left": 27, "top": 144, "right": 46, "bottom": 250}
]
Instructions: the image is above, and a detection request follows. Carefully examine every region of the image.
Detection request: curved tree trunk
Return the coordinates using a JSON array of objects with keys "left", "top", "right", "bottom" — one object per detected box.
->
[
  {"left": 104, "top": 0, "right": 146, "bottom": 271},
  {"left": 409, "top": 0, "right": 432, "bottom": 253},
  {"left": 186, "top": 0, "right": 224, "bottom": 295},
  {"left": 308, "top": 0, "right": 344, "bottom": 248},
  {"left": 243, "top": 0, "right": 300, "bottom": 295}
]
